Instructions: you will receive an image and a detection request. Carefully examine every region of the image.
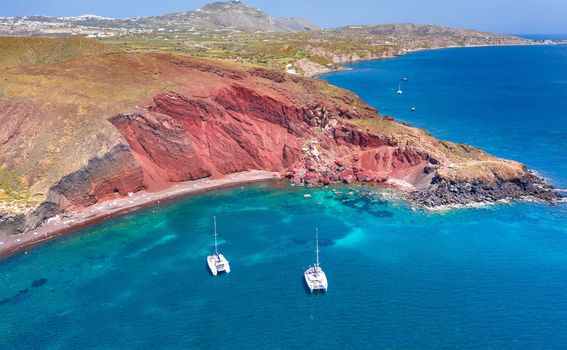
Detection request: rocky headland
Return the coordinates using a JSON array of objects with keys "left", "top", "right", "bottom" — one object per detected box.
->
[{"left": 0, "top": 46, "right": 562, "bottom": 254}]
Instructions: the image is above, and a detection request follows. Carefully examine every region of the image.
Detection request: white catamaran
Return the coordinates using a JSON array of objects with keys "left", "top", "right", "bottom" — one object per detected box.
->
[
  {"left": 304, "top": 228, "right": 328, "bottom": 293},
  {"left": 207, "top": 216, "right": 231, "bottom": 276}
]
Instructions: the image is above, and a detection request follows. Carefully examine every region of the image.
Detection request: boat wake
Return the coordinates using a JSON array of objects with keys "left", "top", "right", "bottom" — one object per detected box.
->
[{"left": 127, "top": 234, "right": 177, "bottom": 258}]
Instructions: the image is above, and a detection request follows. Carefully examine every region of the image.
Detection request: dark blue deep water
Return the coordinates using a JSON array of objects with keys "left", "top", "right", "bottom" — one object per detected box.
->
[
  {"left": 518, "top": 34, "right": 567, "bottom": 41},
  {"left": 2, "top": 46, "right": 567, "bottom": 349}
]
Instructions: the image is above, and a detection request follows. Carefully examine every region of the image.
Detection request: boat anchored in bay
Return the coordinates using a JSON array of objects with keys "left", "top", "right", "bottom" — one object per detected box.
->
[
  {"left": 304, "top": 228, "right": 328, "bottom": 293},
  {"left": 207, "top": 216, "right": 231, "bottom": 276}
]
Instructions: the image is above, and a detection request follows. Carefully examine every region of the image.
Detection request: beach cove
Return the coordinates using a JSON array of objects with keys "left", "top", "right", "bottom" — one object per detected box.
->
[
  {"left": 1, "top": 44, "right": 567, "bottom": 348},
  {"left": 0, "top": 171, "right": 280, "bottom": 260}
]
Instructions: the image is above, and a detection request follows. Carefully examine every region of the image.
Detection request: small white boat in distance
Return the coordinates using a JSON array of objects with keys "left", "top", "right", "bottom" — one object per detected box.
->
[
  {"left": 207, "top": 216, "right": 230, "bottom": 276},
  {"left": 304, "top": 228, "right": 328, "bottom": 293},
  {"left": 397, "top": 84, "right": 403, "bottom": 94}
]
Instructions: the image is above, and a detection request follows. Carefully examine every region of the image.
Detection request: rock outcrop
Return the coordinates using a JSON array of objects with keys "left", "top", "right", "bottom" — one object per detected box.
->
[{"left": 411, "top": 172, "right": 558, "bottom": 207}]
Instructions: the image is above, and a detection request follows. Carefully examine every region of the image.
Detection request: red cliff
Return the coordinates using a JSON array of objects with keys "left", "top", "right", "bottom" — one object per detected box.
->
[{"left": 0, "top": 52, "right": 559, "bottom": 237}]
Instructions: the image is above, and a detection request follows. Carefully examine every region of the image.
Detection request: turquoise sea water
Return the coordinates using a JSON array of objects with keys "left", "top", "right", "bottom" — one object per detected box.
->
[{"left": 2, "top": 46, "right": 567, "bottom": 349}]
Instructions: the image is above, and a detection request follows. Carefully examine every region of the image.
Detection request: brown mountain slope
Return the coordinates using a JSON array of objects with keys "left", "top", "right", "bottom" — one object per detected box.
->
[
  {"left": 0, "top": 36, "right": 117, "bottom": 70},
  {"left": 0, "top": 50, "right": 558, "bottom": 238}
]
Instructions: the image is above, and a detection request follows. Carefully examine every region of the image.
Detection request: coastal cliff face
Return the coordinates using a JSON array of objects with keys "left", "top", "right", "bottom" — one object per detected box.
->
[{"left": 0, "top": 51, "right": 559, "bottom": 238}]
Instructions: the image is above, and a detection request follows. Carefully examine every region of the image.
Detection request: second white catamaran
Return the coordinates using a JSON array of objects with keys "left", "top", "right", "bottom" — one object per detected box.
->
[
  {"left": 304, "top": 228, "right": 328, "bottom": 293},
  {"left": 207, "top": 216, "right": 231, "bottom": 276}
]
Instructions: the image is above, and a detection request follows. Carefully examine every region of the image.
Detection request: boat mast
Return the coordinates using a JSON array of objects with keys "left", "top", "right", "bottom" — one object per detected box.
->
[
  {"left": 315, "top": 228, "right": 320, "bottom": 272},
  {"left": 213, "top": 216, "right": 219, "bottom": 256}
]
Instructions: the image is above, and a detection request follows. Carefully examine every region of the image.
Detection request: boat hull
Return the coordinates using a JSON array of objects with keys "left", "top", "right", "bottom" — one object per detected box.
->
[
  {"left": 304, "top": 266, "right": 328, "bottom": 293},
  {"left": 207, "top": 254, "right": 230, "bottom": 276}
]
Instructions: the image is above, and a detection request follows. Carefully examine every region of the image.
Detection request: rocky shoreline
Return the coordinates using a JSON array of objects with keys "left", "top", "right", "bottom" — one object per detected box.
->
[
  {"left": 285, "top": 164, "right": 562, "bottom": 208},
  {"left": 304, "top": 43, "right": 546, "bottom": 78},
  {"left": 409, "top": 172, "right": 562, "bottom": 208}
]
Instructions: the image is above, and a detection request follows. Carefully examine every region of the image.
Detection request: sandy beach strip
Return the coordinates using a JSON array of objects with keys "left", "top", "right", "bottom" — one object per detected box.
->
[{"left": 0, "top": 170, "right": 281, "bottom": 260}]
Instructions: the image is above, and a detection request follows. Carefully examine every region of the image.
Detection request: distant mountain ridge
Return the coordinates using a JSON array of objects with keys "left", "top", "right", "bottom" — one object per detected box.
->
[
  {"left": 0, "top": 1, "right": 319, "bottom": 35},
  {"left": 148, "top": 1, "right": 319, "bottom": 32},
  {"left": 335, "top": 23, "right": 504, "bottom": 37}
]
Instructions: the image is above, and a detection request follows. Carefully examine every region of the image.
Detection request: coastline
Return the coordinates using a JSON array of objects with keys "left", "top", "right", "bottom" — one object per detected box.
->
[
  {"left": 2, "top": 42, "right": 564, "bottom": 261},
  {"left": 0, "top": 170, "right": 281, "bottom": 261},
  {"left": 308, "top": 42, "right": 554, "bottom": 78}
]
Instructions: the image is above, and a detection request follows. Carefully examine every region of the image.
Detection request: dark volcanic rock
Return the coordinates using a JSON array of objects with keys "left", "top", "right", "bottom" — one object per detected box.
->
[
  {"left": 0, "top": 144, "right": 145, "bottom": 235},
  {"left": 410, "top": 172, "right": 562, "bottom": 207},
  {"left": 51, "top": 143, "right": 145, "bottom": 207}
]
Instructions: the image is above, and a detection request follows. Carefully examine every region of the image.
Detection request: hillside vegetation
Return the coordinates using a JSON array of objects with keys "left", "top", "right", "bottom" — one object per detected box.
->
[{"left": 0, "top": 36, "right": 117, "bottom": 70}]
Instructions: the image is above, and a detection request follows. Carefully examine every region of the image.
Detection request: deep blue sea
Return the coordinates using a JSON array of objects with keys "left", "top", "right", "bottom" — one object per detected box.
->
[{"left": 2, "top": 45, "right": 567, "bottom": 349}]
